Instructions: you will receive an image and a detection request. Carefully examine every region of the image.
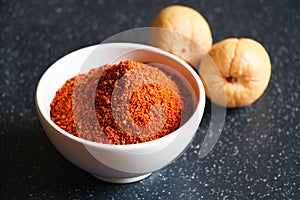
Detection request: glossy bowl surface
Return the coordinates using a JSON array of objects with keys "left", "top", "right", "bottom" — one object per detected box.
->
[{"left": 35, "top": 42, "right": 205, "bottom": 183}]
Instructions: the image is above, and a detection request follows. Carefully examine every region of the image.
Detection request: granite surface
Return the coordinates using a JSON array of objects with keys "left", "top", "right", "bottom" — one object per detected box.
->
[{"left": 1, "top": 0, "right": 299, "bottom": 199}]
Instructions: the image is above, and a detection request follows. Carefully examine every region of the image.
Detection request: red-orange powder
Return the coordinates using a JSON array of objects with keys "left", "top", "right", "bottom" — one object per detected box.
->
[{"left": 50, "top": 60, "right": 191, "bottom": 144}]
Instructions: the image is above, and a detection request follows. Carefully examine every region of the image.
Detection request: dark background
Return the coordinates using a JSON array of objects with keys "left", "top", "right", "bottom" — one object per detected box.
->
[{"left": 1, "top": 0, "right": 299, "bottom": 199}]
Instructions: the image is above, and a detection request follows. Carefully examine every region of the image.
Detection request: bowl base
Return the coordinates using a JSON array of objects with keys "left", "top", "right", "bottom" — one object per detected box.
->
[{"left": 92, "top": 173, "right": 152, "bottom": 184}]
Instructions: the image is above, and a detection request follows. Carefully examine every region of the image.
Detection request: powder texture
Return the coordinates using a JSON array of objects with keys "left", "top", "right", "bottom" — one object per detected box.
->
[{"left": 50, "top": 60, "right": 191, "bottom": 144}]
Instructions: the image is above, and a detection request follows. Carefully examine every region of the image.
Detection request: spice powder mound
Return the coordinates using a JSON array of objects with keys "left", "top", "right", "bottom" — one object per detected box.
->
[{"left": 50, "top": 60, "right": 193, "bottom": 145}]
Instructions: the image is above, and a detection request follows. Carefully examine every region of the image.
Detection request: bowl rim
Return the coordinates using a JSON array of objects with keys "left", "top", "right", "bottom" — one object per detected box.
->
[{"left": 35, "top": 42, "right": 206, "bottom": 151}]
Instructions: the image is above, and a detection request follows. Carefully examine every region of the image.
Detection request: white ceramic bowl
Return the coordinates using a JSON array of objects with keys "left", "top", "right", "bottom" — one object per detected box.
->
[{"left": 35, "top": 42, "right": 205, "bottom": 183}]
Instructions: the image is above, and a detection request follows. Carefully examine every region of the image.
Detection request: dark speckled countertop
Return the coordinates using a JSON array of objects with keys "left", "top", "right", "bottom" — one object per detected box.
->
[{"left": 1, "top": 0, "right": 299, "bottom": 199}]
